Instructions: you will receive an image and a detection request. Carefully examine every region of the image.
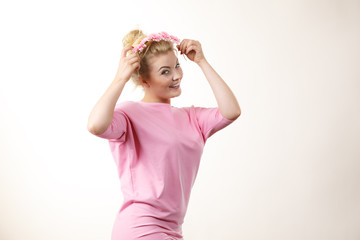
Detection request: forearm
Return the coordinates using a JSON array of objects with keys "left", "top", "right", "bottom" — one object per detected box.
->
[
  {"left": 197, "top": 59, "right": 241, "bottom": 120},
  {"left": 87, "top": 75, "right": 127, "bottom": 135}
]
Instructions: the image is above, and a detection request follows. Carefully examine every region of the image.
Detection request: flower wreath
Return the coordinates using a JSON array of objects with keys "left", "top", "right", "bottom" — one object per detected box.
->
[{"left": 133, "top": 32, "right": 181, "bottom": 54}]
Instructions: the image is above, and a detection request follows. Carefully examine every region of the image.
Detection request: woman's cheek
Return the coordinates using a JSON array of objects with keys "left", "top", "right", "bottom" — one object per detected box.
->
[{"left": 178, "top": 68, "right": 183, "bottom": 78}]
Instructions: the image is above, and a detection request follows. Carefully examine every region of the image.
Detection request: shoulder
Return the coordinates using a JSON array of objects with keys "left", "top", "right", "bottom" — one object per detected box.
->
[
  {"left": 179, "top": 104, "right": 217, "bottom": 115},
  {"left": 177, "top": 104, "right": 196, "bottom": 115},
  {"left": 114, "top": 100, "right": 138, "bottom": 112},
  {"left": 182, "top": 104, "right": 217, "bottom": 114},
  {"left": 179, "top": 105, "right": 214, "bottom": 120},
  {"left": 179, "top": 104, "right": 195, "bottom": 111}
]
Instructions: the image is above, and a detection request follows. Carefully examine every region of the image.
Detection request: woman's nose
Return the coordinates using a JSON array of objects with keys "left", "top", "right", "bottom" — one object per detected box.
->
[{"left": 173, "top": 69, "right": 182, "bottom": 81}]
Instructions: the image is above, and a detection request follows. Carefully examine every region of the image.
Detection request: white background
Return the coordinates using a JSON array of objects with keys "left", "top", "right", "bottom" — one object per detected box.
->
[{"left": 1, "top": 0, "right": 359, "bottom": 239}]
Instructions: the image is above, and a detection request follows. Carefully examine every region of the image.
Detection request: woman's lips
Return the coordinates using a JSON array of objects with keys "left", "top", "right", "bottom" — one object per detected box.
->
[{"left": 169, "top": 82, "right": 180, "bottom": 89}]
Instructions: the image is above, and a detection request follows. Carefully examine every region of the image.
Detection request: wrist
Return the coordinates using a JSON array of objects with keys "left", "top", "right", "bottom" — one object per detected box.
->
[
  {"left": 196, "top": 57, "right": 208, "bottom": 67},
  {"left": 112, "top": 75, "right": 128, "bottom": 86},
  {"left": 114, "top": 72, "right": 129, "bottom": 84}
]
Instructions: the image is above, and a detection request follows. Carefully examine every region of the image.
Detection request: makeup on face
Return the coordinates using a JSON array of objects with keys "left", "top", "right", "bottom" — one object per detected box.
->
[
  {"left": 143, "top": 51, "right": 183, "bottom": 102},
  {"left": 151, "top": 53, "right": 182, "bottom": 89}
]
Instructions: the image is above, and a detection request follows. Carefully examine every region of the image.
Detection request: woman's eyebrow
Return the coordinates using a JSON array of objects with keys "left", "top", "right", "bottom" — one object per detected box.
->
[
  {"left": 158, "top": 60, "right": 179, "bottom": 72},
  {"left": 158, "top": 66, "right": 170, "bottom": 71}
]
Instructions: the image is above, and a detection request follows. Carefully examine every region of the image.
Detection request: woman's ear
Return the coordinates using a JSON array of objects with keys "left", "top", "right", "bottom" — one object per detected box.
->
[{"left": 139, "top": 75, "right": 150, "bottom": 88}]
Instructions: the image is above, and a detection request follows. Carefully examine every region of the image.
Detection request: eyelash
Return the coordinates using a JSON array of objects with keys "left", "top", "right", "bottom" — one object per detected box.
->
[{"left": 161, "top": 63, "right": 180, "bottom": 75}]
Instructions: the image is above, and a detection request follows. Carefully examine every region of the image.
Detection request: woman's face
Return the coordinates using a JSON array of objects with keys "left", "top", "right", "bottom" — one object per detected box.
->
[{"left": 141, "top": 50, "right": 183, "bottom": 103}]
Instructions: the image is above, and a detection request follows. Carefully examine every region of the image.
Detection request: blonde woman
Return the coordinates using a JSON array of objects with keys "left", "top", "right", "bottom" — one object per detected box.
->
[{"left": 87, "top": 30, "right": 241, "bottom": 240}]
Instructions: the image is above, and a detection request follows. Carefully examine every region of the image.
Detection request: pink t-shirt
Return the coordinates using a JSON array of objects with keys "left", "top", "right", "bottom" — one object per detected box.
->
[{"left": 97, "top": 100, "right": 235, "bottom": 240}]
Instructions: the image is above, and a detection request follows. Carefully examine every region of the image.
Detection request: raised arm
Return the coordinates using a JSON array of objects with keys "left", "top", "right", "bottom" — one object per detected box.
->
[
  {"left": 177, "top": 40, "right": 241, "bottom": 121},
  {"left": 197, "top": 58, "right": 241, "bottom": 120},
  {"left": 87, "top": 46, "right": 140, "bottom": 135}
]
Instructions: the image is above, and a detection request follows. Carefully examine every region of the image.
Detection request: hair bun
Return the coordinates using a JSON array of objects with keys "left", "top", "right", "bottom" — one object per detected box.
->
[{"left": 122, "top": 29, "right": 147, "bottom": 48}]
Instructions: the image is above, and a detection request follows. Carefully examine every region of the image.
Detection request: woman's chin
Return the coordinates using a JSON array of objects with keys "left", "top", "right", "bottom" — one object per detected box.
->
[
  {"left": 174, "top": 89, "right": 181, "bottom": 97},
  {"left": 168, "top": 87, "right": 181, "bottom": 95}
]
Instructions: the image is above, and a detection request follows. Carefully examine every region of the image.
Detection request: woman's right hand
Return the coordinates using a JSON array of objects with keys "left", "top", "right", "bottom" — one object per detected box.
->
[{"left": 115, "top": 46, "right": 140, "bottom": 82}]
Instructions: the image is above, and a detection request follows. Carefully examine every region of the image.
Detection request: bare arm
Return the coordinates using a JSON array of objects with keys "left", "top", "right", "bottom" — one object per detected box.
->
[
  {"left": 87, "top": 46, "right": 140, "bottom": 135},
  {"left": 87, "top": 79, "right": 127, "bottom": 135},
  {"left": 177, "top": 40, "right": 241, "bottom": 121},
  {"left": 197, "top": 58, "right": 241, "bottom": 121}
]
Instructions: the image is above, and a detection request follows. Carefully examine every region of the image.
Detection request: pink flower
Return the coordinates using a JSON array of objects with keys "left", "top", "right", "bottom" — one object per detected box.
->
[
  {"left": 132, "top": 32, "right": 181, "bottom": 54},
  {"left": 160, "top": 32, "right": 170, "bottom": 39},
  {"left": 171, "top": 35, "right": 180, "bottom": 43}
]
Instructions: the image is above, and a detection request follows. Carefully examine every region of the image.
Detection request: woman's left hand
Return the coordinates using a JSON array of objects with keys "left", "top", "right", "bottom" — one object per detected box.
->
[{"left": 177, "top": 39, "right": 206, "bottom": 64}]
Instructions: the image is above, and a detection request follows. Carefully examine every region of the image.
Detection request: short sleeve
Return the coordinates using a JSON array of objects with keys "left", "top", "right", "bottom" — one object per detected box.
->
[
  {"left": 193, "top": 106, "right": 235, "bottom": 142},
  {"left": 96, "top": 107, "right": 128, "bottom": 142}
]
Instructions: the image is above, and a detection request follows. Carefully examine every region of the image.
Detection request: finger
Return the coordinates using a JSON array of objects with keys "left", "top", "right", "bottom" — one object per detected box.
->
[
  {"left": 127, "top": 51, "right": 139, "bottom": 60},
  {"left": 128, "top": 56, "right": 140, "bottom": 64},
  {"left": 178, "top": 42, "right": 182, "bottom": 53},
  {"left": 179, "top": 39, "right": 187, "bottom": 53},
  {"left": 131, "top": 60, "right": 140, "bottom": 71},
  {"left": 185, "top": 40, "right": 196, "bottom": 51},
  {"left": 182, "top": 39, "right": 195, "bottom": 54},
  {"left": 121, "top": 46, "right": 134, "bottom": 58},
  {"left": 183, "top": 43, "right": 192, "bottom": 54},
  {"left": 185, "top": 45, "right": 196, "bottom": 55},
  {"left": 134, "top": 62, "right": 140, "bottom": 71},
  {"left": 176, "top": 44, "right": 181, "bottom": 53}
]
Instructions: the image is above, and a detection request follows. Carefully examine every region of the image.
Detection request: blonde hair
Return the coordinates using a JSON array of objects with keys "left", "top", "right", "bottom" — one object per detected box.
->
[{"left": 122, "top": 29, "right": 178, "bottom": 90}]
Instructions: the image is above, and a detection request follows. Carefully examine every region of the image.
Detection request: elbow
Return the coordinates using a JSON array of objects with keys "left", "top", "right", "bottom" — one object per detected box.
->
[
  {"left": 223, "top": 111, "right": 241, "bottom": 121},
  {"left": 87, "top": 122, "right": 97, "bottom": 135},
  {"left": 231, "top": 112, "right": 241, "bottom": 121},
  {"left": 229, "top": 103, "right": 241, "bottom": 120},
  {"left": 87, "top": 122, "right": 105, "bottom": 136},
  {"left": 231, "top": 107, "right": 242, "bottom": 120},
  {"left": 236, "top": 108, "right": 241, "bottom": 118},
  {"left": 220, "top": 107, "right": 241, "bottom": 121}
]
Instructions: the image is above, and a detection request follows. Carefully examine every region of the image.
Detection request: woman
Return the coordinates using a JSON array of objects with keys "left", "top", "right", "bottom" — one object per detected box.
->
[{"left": 87, "top": 30, "right": 241, "bottom": 240}]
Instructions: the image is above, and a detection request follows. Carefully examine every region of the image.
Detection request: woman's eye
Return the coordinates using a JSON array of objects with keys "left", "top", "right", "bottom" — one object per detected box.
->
[
  {"left": 176, "top": 63, "right": 180, "bottom": 68},
  {"left": 161, "top": 70, "right": 169, "bottom": 75}
]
